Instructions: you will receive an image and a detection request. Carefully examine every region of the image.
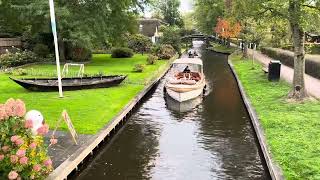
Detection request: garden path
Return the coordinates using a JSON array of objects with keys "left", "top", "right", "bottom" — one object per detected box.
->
[{"left": 248, "top": 49, "right": 320, "bottom": 99}]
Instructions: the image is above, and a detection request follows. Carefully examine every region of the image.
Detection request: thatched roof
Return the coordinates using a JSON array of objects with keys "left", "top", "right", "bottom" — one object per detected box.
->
[{"left": 138, "top": 18, "right": 165, "bottom": 37}]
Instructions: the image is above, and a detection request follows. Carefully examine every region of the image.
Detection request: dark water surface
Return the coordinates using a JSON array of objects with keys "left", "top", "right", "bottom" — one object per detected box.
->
[{"left": 72, "top": 47, "right": 270, "bottom": 180}]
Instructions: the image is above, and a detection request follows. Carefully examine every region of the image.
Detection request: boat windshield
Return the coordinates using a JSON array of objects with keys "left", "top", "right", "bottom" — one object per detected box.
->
[{"left": 173, "top": 63, "right": 202, "bottom": 73}]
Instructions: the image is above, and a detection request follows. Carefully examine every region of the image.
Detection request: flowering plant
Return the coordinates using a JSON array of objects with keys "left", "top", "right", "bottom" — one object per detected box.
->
[{"left": 0, "top": 99, "right": 53, "bottom": 180}]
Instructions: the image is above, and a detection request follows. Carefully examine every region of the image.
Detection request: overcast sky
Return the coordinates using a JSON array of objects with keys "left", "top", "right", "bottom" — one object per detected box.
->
[
  {"left": 144, "top": 0, "right": 193, "bottom": 17},
  {"left": 179, "top": 0, "right": 193, "bottom": 12}
]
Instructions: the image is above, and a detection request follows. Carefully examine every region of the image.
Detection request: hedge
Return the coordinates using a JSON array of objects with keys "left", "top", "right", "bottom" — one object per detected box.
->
[{"left": 261, "top": 47, "right": 320, "bottom": 79}]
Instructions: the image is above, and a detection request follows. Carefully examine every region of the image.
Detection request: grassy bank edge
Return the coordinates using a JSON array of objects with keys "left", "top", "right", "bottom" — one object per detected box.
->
[
  {"left": 230, "top": 54, "right": 320, "bottom": 179},
  {"left": 207, "top": 42, "right": 236, "bottom": 54}
]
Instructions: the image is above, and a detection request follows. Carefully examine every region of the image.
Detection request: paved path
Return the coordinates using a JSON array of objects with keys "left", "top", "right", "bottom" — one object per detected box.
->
[{"left": 248, "top": 49, "right": 320, "bottom": 98}]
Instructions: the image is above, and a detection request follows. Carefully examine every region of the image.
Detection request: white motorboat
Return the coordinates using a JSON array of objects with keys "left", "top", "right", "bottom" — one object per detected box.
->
[{"left": 165, "top": 58, "right": 206, "bottom": 102}]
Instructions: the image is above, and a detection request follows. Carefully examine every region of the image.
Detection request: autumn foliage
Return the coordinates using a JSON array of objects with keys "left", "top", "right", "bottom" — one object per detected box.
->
[{"left": 214, "top": 18, "right": 241, "bottom": 39}]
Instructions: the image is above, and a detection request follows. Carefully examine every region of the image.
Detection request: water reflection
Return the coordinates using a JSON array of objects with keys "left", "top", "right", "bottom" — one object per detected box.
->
[{"left": 72, "top": 44, "right": 270, "bottom": 180}]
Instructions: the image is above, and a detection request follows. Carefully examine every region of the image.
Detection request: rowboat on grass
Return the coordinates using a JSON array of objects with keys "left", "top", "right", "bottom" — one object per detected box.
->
[{"left": 10, "top": 75, "right": 127, "bottom": 92}]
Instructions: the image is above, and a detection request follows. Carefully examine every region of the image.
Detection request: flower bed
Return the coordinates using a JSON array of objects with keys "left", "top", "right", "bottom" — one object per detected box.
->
[{"left": 0, "top": 99, "right": 53, "bottom": 180}]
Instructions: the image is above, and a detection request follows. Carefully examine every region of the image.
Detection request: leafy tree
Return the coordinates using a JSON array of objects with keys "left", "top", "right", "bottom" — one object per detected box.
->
[
  {"left": 128, "top": 34, "right": 152, "bottom": 54},
  {"left": 0, "top": 0, "right": 149, "bottom": 55},
  {"left": 214, "top": 18, "right": 241, "bottom": 47},
  {"left": 151, "top": 0, "right": 184, "bottom": 27},
  {"left": 232, "top": 0, "right": 320, "bottom": 100},
  {"left": 160, "top": 26, "right": 182, "bottom": 54},
  {"left": 194, "top": 0, "right": 225, "bottom": 34}
]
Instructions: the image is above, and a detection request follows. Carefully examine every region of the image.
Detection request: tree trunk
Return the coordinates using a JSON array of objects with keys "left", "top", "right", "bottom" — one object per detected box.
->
[
  {"left": 288, "top": 0, "right": 307, "bottom": 100},
  {"left": 242, "top": 41, "right": 249, "bottom": 59},
  {"left": 58, "top": 37, "right": 66, "bottom": 62}
]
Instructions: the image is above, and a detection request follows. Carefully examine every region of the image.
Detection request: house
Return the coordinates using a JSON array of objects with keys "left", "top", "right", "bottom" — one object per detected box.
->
[
  {"left": 138, "top": 18, "right": 165, "bottom": 44},
  {"left": 0, "top": 38, "right": 22, "bottom": 54}
]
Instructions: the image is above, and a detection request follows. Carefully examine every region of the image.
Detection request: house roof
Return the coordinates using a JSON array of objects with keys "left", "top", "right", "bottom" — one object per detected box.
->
[{"left": 138, "top": 18, "right": 166, "bottom": 37}]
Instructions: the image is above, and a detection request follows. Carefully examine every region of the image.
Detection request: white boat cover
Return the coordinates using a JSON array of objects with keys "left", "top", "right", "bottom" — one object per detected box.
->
[{"left": 173, "top": 58, "right": 203, "bottom": 66}]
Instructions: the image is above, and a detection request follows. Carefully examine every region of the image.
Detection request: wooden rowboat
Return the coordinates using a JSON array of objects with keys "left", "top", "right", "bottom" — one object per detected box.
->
[{"left": 10, "top": 75, "right": 127, "bottom": 92}]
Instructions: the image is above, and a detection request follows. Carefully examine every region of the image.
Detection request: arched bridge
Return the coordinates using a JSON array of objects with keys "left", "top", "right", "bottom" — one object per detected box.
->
[{"left": 181, "top": 34, "right": 217, "bottom": 41}]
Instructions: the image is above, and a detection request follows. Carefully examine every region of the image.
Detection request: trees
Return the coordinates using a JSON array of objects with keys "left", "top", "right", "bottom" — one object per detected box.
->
[
  {"left": 230, "top": 0, "right": 320, "bottom": 100},
  {"left": 152, "top": 0, "right": 184, "bottom": 27},
  {"left": 194, "top": 0, "right": 225, "bottom": 34},
  {"left": 128, "top": 34, "right": 152, "bottom": 54},
  {"left": 214, "top": 18, "right": 241, "bottom": 46},
  {"left": 0, "top": 0, "right": 148, "bottom": 51},
  {"left": 160, "top": 26, "right": 182, "bottom": 54}
]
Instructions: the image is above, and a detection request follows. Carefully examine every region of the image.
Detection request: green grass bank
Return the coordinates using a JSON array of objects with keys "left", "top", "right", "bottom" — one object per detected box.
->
[
  {"left": 207, "top": 42, "right": 237, "bottom": 54},
  {"left": 0, "top": 54, "right": 171, "bottom": 134},
  {"left": 231, "top": 55, "right": 320, "bottom": 179}
]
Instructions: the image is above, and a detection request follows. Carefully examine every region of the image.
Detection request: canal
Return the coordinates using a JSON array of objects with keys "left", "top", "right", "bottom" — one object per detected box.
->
[{"left": 72, "top": 44, "right": 271, "bottom": 179}]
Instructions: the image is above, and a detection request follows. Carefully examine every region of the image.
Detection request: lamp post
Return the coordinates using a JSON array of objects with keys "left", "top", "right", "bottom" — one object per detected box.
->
[{"left": 49, "top": 0, "right": 63, "bottom": 98}]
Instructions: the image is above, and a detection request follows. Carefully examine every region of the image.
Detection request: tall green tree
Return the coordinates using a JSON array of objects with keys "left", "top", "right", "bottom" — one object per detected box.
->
[
  {"left": 0, "top": 0, "right": 149, "bottom": 49},
  {"left": 194, "top": 0, "right": 225, "bottom": 34},
  {"left": 152, "top": 0, "right": 183, "bottom": 27},
  {"left": 232, "top": 0, "right": 320, "bottom": 100}
]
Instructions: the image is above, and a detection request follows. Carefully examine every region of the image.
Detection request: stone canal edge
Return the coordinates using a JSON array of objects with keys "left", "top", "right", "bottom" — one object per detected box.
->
[
  {"left": 228, "top": 58, "right": 284, "bottom": 180},
  {"left": 47, "top": 55, "right": 178, "bottom": 180}
]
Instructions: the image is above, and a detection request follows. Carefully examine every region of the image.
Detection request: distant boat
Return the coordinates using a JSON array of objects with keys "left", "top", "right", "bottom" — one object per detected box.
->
[
  {"left": 10, "top": 75, "right": 126, "bottom": 92},
  {"left": 165, "top": 58, "right": 206, "bottom": 102}
]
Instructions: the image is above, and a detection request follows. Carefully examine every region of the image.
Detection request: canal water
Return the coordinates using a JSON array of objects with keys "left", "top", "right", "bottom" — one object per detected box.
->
[{"left": 72, "top": 45, "right": 271, "bottom": 180}]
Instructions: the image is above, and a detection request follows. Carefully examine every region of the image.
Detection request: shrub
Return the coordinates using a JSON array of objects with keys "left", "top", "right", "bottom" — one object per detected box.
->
[
  {"left": 128, "top": 34, "right": 152, "bottom": 54},
  {"left": 156, "top": 44, "right": 176, "bottom": 60},
  {"left": 111, "top": 47, "right": 134, "bottom": 58},
  {"left": 33, "top": 44, "right": 50, "bottom": 58},
  {"left": 65, "top": 42, "right": 92, "bottom": 62},
  {"left": 305, "top": 44, "right": 320, "bottom": 55},
  {"left": 13, "top": 68, "right": 28, "bottom": 76},
  {"left": 133, "top": 64, "right": 145, "bottom": 72},
  {"left": 0, "top": 98, "right": 53, "bottom": 179},
  {"left": 147, "top": 55, "right": 158, "bottom": 65},
  {"left": 261, "top": 47, "right": 320, "bottom": 79},
  {"left": 160, "top": 26, "right": 181, "bottom": 53},
  {"left": 0, "top": 50, "right": 39, "bottom": 68}
]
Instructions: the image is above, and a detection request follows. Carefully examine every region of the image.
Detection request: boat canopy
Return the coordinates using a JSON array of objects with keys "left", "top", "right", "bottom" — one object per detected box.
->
[{"left": 173, "top": 58, "right": 203, "bottom": 66}]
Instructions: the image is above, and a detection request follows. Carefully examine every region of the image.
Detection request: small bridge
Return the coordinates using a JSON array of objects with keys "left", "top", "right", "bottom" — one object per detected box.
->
[{"left": 181, "top": 34, "right": 217, "bottom": 41}]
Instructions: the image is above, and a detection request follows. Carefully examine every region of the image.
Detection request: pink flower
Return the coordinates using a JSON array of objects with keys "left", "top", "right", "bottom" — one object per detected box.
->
[
  {"left": 24, "top": 119, "right": 33, "bottom": 129},
  {"left": 50, "top": 138, "right": 58, "bottom": 145},
  {"left": 37, "top": 124, "right": 49, "bottom": 135},
  {"left": 8, "top": 171, "right": 18, "bottom": 180},
  {"left": 13, "top": 99, "right": 26, "bottom": 117},
  {"left": 16, "top": 149, "right": 26, "bottom": 157},
  {"left": 4, "top": 98, "right": 26, "bottom": 118},
  {"left": 33, "top": 164, "right": 41, "bottom": 172},
  {"left": 19, "top": 156, "right": 28, "bottom": 165},
  {"left": 2, "top": 146, "right": 10, "bottom": 152},
  {"left": 29, "top": 142, "right": 37, "bottom": 149},
  {"left": 0, "top": 104, "right": 8, "bottom": 121},
  {"left": 15, "top": 138, "right": 24, "bottom": 146},
  {"left": 11, "top": 135, "right": 19, "bottom": 143},
  {"left": 4, "top": 98, "right": 15, "bottom": 117},
  {"left": 43, "top": 158, "right": 52, "bottom": 167},
  {"left": 0, "top": 154, "right": 4, "bottom": 161},
  {"left": 10, "top": 155, "right": 18, "bottom": 163}
]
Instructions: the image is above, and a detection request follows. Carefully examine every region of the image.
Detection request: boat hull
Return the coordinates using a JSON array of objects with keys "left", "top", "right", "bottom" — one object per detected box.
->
[
  {"left": 10, "top": 76, "right": 127, "bottom": 92},
  {"left": 166, "top": 86, "right": 204, "bottom": 102}
]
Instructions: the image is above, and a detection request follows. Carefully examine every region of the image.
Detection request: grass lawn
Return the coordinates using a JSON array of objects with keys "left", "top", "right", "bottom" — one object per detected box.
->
[
  {"left": 231, "top": 55, "right": 320, "bottom": 179},
  {"left": 0, "top": 54, "right": 171, "bottom": 134},
  {"left": 208, "top": 42, "right": 236, "bottom": 54}
]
